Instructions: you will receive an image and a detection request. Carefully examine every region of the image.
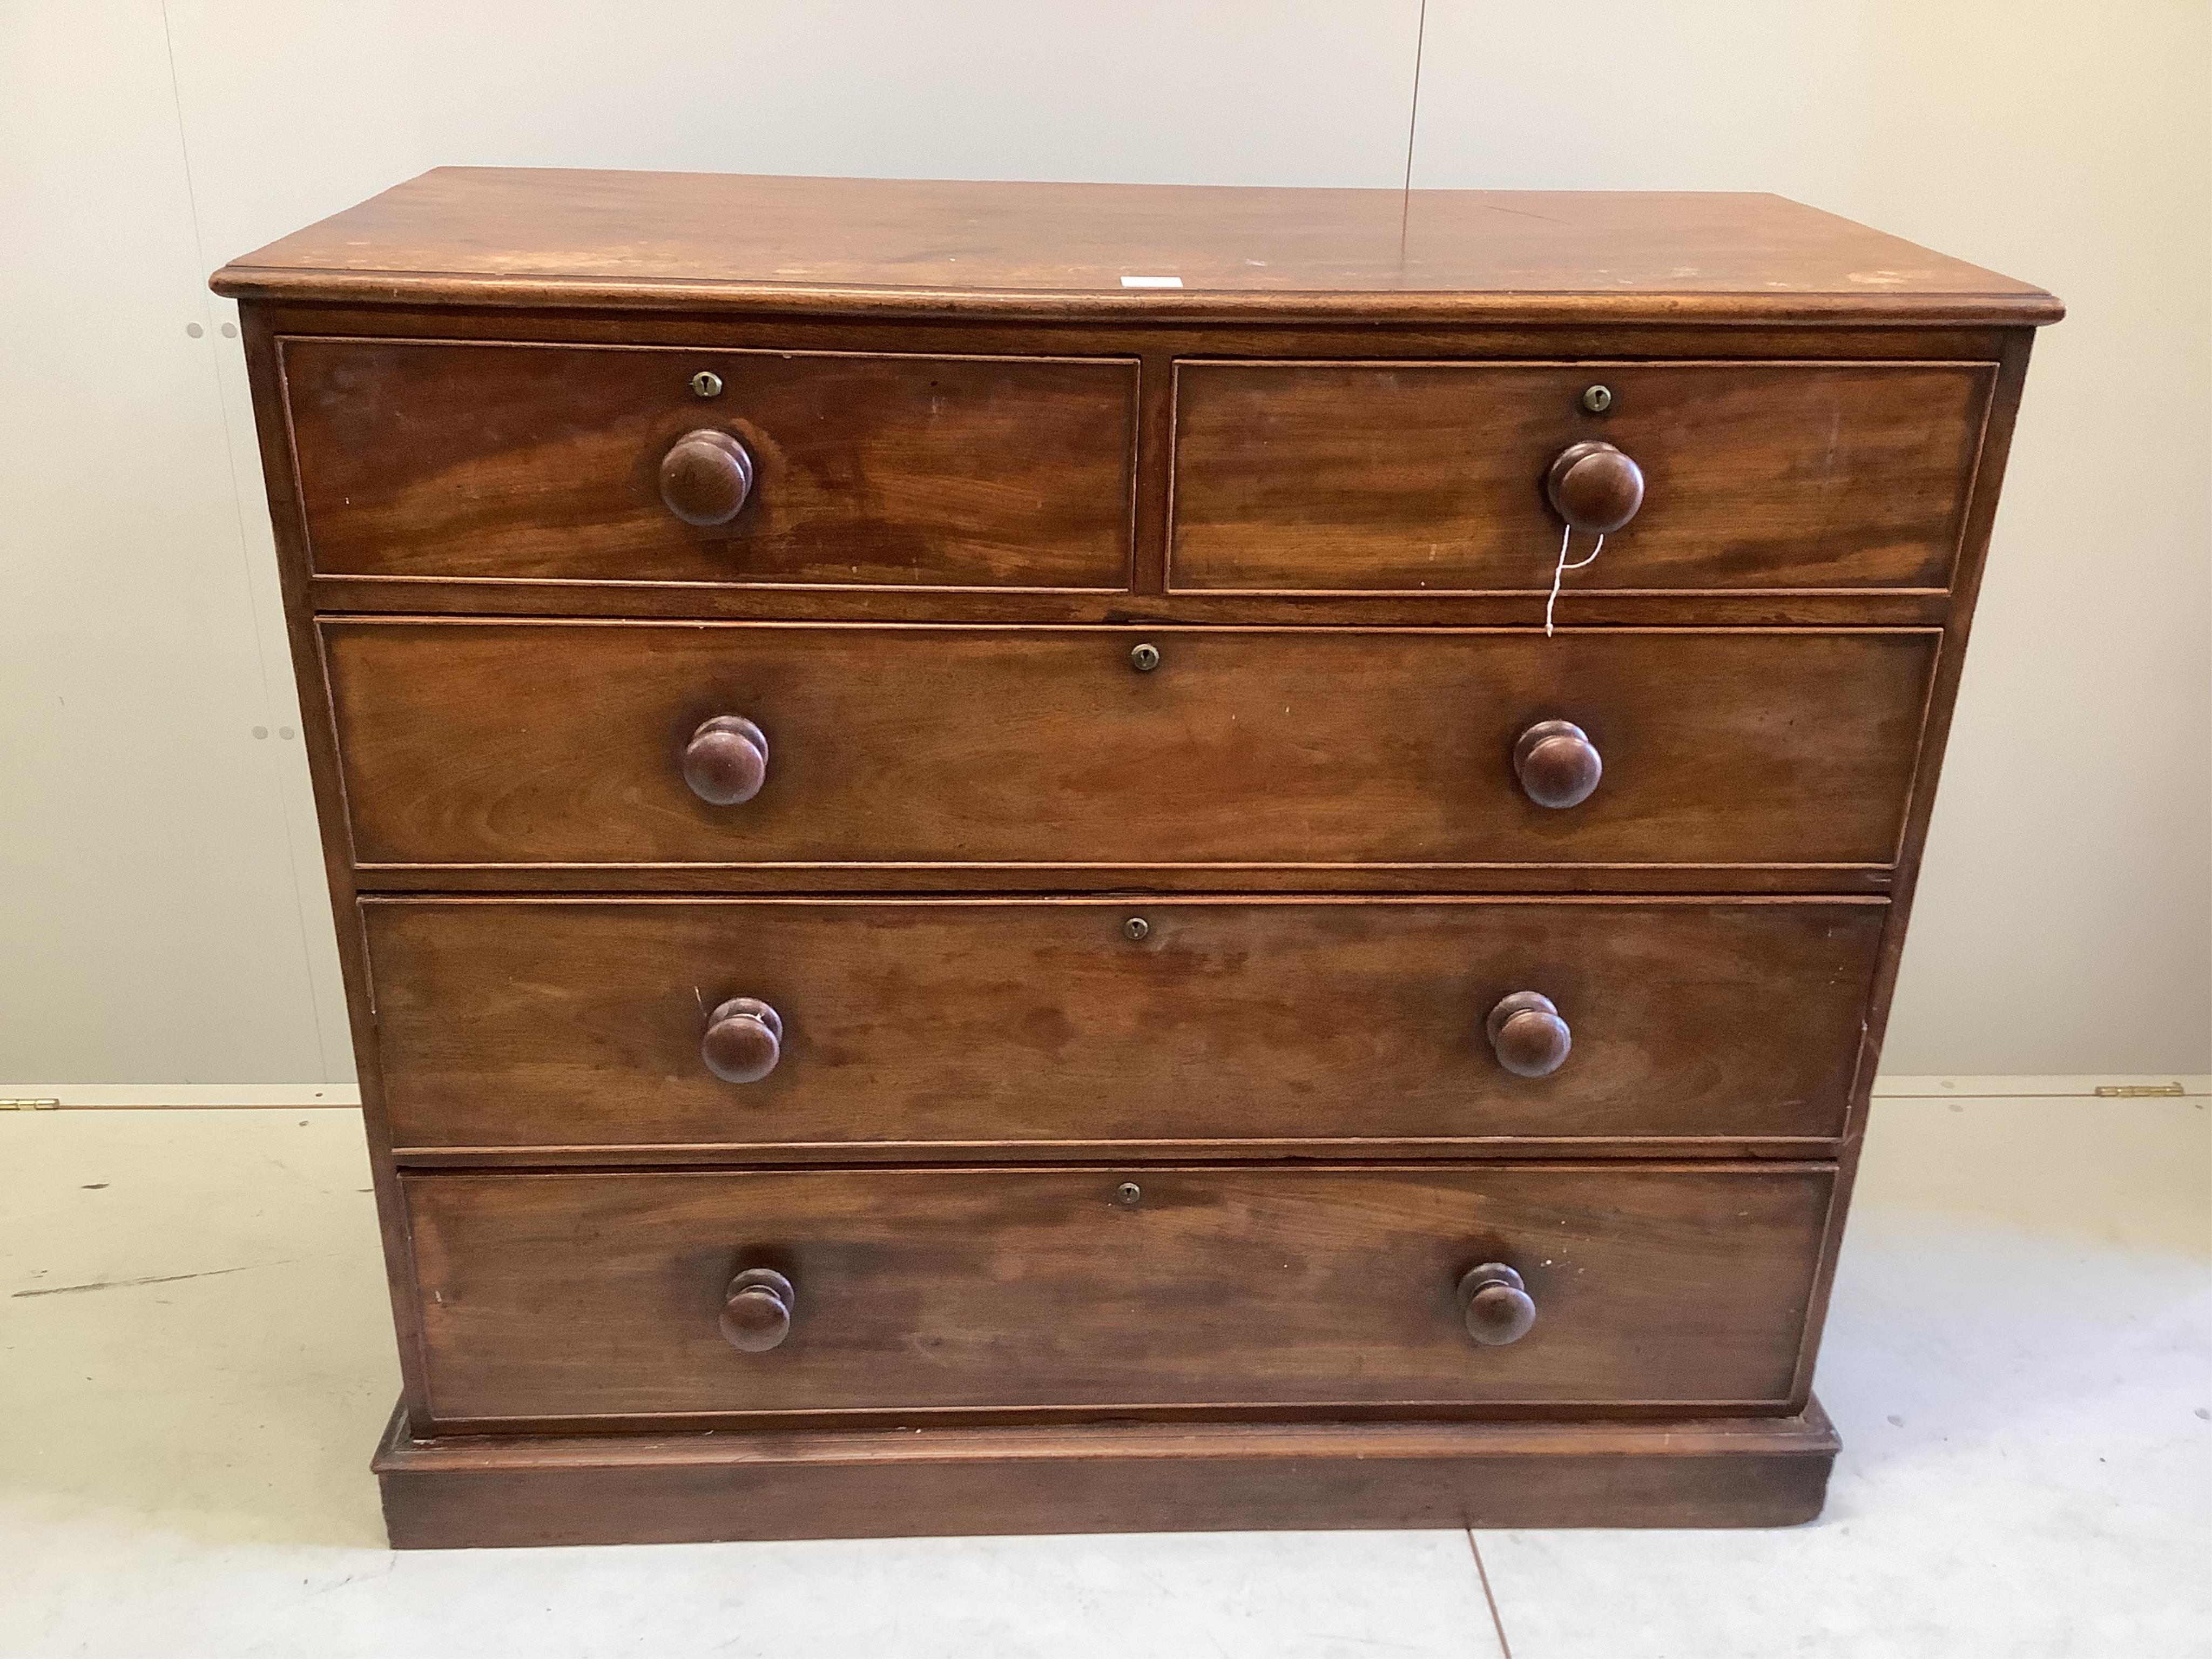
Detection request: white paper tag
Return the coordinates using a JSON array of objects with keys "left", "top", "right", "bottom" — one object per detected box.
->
[{"left": 1120, "top": 275, "right": 1183, "bottom": 288}]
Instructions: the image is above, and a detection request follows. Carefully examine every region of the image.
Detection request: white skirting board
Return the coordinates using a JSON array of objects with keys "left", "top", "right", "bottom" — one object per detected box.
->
[
  {"left": 0, "top": 1084, "right": 367, "bottom": 1109},
  {"left": 1870, "top": 1074, "right": 2207, "bottom": 1098},
  {"left": 2, "top": 1076, "right": 2205, "bottom": 1109}
]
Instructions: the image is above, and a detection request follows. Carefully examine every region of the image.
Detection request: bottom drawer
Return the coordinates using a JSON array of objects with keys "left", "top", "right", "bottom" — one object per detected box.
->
[{"left": 405, "top": 1164, "right": 1834, "bottom": 1424}]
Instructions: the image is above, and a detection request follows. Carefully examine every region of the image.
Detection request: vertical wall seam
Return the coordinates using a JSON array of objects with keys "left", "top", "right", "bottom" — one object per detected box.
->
[{"left": 1399, "top": 0, "right": 1430, "bottom": 264}]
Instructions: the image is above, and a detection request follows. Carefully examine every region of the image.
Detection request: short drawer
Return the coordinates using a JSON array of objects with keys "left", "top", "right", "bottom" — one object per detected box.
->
[
  {"left": 322, "top": 622, "right": 1937, "bottom": 872},
  {"left": 403, "top": 1164, "right": 1835, "bottom": 1424},
  {"left": 1170, "top": 360, "right": 1993, "bottom": 592},
  {"left": 279, "top": 338, "right": 1138, "bottom": 588},
  {"left": 364, "top": 897, "right": 1883, "bottom": 1154}
]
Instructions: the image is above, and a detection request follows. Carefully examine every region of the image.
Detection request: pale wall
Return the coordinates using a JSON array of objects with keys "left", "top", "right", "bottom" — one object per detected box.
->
[{"left": 3, "top": 1, "right": 2205, "bottom": 1082}]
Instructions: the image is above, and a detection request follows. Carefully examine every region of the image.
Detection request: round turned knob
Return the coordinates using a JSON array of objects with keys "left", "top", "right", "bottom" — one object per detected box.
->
[
  {"left": 720, "top": 1266, "right": 795, "bottom": 1352},
  {"left": 1488, "top": 991, "right": 1571, "bottom": 1078},
  {"left": 1545, "top": 440, "right": 1644, "bottom": 535},
  {"left": 1513, "top": 719, "right": 1602, "bottom": 810},
  {"left": 1457, "top": 1263, "right": 1537, "bottom": 1347},
  {"left": 682, "top": 715, "right": 768, "bottom": 806},
  {"left": 659, "top": 428, "right": 756, "bottom": 527},
  {"left": 702, "top": 996, "right": 783, "bottom": 1084}
]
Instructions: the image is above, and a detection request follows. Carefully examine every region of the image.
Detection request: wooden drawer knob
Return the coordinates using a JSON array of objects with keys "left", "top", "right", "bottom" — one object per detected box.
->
[
  {"left": 660, "top": 428, "right": 756, "bottom": 527},
  {"left": 1458, "top": 1263, "right": 1536, "bottom": 1347},
  {"left": 702, "top": 996, "right": 783, "bottom": 1084},
  {"left": 1488, "top": 991, "right": 1571, "bottom": 1078},
  {"left": 1513, "top": 719, "right": 1602, "bottom": 809},
  {"left": 720, "top": 1266, "right": 795, "bottom": 1352},
  {"left": 1546, "top": 439, "right": 1644, "bottom": 534},
  {"left": 683, "top": 715, "right": 769, "bottom": 806}
]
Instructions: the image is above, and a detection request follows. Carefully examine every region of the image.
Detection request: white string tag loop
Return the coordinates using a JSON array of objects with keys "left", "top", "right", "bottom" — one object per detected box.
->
[{"left": 1545, "top": 526, "right": 1603, "bottom": 637}]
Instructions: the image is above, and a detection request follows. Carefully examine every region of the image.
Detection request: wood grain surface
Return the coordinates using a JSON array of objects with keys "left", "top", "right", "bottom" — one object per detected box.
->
[
  {"left": 211, "top": 170, "right": 2060, "bottom": 327},
  {"left": 375, "top": 1402, "right": 1841, "bottom": 1545},
  {"left": 321, "top": 622, "right": 1939, "bottom": 871},
  {"left": 402, "top": 1163, "right": 1836, "bottom": 1424},
  {"left": 281, "top": 338, "right": 1137, "bottom": 586},
  {"left": 361, "top": 896, "right": 1884, "bottom": 1154},
  {"left": 1171, "top": 361, "right": 1992, "bottom": 592}
]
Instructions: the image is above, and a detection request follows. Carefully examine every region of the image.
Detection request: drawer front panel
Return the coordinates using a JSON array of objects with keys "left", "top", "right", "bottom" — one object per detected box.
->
[
  {"left": 323, "top": 622, "right": 1937, "bottom": 870},
  {"left": 366, "top": 898, "right": 1883, "bottom": 1152},
  {"left": 1171, "top": 361, "right": 1992, "bottom": 592},
  {"left": 280, "top": 339, "right": 1138, "bottom": 588},
  {"left": 405, "top": 1165, "right": 1835, "bottom": 1421}
]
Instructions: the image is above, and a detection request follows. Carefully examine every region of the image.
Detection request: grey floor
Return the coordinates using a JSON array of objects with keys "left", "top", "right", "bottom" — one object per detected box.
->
[{"left": 2, "top": 1088, "right": 2204, "bottom": 1658}]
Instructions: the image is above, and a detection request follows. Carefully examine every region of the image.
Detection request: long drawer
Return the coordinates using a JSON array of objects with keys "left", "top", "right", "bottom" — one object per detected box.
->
[
  {"left": 364, "top": 896, "right": 1883, "bottom": 1154},
  {"left": 1170, "top": 360, "right": 1992, "bottom": 592},
  {"left": 403, "top": 1164, "right": 1835, "bottom": 1424},
  {"left": 280, "top": 338, "right": 1139, "bottom": 588},
  {"left": 322, "top": 622, "right": 1937, "bottom": 871}
]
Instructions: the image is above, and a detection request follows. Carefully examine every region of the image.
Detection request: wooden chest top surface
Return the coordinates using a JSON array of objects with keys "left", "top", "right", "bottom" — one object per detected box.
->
[{"left": 211, "top": 167, "right": 2059, "bottom": 324}]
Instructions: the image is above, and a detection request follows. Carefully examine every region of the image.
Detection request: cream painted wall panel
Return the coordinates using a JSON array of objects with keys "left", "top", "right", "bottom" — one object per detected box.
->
[
  {"left": 162, "top": 0, "right": 1425, "bottom": 272},
  {"left": 1411, "top": 0, "right": 2212, "bottom": 1074},
  {"left": 0, "top": 2, "right": 342, "bottom": 1082}
]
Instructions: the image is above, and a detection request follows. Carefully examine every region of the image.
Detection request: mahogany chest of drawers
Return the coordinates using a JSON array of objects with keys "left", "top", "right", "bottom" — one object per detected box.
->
[{"left": 212, "top": 170, "right": 2058, "bottom": 1547}]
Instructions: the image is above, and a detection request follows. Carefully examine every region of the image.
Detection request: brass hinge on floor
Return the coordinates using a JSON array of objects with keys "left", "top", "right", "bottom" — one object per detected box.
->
[
  {"left": 2093, "top": 1082, "right": 2187, "bottom": 1098},
  {"left": 1, "top": 1098, "right": 60, "bottom": 1110}
]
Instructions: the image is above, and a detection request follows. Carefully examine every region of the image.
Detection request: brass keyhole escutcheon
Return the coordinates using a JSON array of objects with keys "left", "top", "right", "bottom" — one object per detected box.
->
[
  {"left": 1114, "top": 1182, "right": 1143, "bottom": 1206},
  {"left": 690, "top": 369, "right": 724, "bottom": 399},
  {"left": 1123, "top": 916, "right": 1150, "bottom": 942},
  {"left": 1580, "top": 383, "right": 1613, "bottom": 413},
  {"left": 1129, "top": 642, "right": 1161, "bottom": 673}
]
